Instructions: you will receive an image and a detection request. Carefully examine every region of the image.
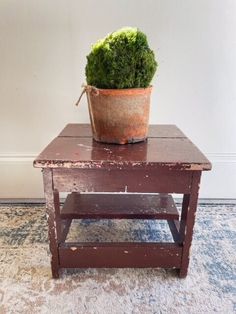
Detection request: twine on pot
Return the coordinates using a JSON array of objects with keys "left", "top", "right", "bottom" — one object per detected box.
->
[{"left": 75, "top": 84, "right": 99, "bottom": 106}]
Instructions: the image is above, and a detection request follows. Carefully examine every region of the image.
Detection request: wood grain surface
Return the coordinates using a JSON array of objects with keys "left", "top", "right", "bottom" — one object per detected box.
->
[{"left": 34, "top": 124, "right": 211, "bottom": 171}]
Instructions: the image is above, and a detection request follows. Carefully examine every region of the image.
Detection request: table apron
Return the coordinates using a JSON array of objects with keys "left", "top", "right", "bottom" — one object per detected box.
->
[{"left": 52, "top": 168, "right": 193, "bottom": 193}]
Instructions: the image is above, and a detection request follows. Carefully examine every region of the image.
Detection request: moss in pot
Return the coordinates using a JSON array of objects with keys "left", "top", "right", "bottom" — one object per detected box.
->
[{"left": 81, "top": 27, "right": 157, "bottom": 144}]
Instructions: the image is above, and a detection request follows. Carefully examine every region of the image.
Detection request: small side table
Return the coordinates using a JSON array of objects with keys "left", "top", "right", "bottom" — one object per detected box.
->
[{"left": 34, "top": 124, "right": 211, "bottom": 278}]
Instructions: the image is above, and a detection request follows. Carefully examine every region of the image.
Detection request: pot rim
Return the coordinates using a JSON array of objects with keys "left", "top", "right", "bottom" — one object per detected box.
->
[{"left": 88, "top": 85, "right": 153, "bottom": 96}]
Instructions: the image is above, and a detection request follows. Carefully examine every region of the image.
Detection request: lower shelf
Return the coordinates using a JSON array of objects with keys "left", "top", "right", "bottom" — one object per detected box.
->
[{"left": 60, "top": 193, "right": 179, "bottom": 220}]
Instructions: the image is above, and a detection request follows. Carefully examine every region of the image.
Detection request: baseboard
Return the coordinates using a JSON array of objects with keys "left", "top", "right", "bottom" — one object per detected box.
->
[
  {"left": 0, "top": 197, "right": 235, "bottom": 206},
  {"left": 0, "top": 198, "right": 46, "bottom": 204},
  {"left": 0, "top": 152, "right": 236, "bottom": 199}
]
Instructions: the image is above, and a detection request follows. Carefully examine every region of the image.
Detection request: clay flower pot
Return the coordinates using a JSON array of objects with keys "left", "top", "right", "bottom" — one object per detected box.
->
[{"left": 86, "top": 86, "right": 152, "bottom": 144}]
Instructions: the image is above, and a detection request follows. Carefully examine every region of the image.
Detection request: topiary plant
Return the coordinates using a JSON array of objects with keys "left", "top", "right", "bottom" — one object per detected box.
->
[{"left": 85, "top": 27, "right": 157, "bottom": 89}]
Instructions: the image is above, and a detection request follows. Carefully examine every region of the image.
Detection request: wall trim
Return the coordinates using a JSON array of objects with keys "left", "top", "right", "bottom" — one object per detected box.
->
[
  {"left": 206, "top": 152, "right": 236, "bottom": 163},
  {"left": 0, "top": 198, "right": 235, "bottom": 205},
  {"left": 0, "top": 153, "right": 36, "bottom": 162},
  {"left": 0, "top": 152, "right": 236, "bottom": 163}
]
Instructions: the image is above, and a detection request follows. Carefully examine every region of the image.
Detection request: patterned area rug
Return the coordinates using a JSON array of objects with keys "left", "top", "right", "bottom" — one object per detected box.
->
[{"left": 0, "top": 203, "right": 236, "bottom": 314}]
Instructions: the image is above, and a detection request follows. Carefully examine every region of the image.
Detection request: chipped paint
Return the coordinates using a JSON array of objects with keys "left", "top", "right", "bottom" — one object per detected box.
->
[
  {"left": 53, "top": 220, "right": 58, "bottom": 240},
  {"left": 34, "top": 159, "right": 211, "bottom": 171}
]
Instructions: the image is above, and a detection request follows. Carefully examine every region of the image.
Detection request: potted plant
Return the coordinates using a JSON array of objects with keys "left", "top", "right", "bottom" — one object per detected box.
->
[{"left": 77, "top": 27, "right": 157, "bottom": 144}]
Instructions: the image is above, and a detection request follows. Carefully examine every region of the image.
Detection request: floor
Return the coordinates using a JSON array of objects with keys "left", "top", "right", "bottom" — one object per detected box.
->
[{"left": 0, "top": 201, "right": 236, "bottom": 314}]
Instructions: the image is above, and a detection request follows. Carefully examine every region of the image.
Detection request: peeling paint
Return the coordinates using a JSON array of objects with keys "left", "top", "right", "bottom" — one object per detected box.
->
[{"left": 35, "top": 159, "right": 211, "bottom": 171}]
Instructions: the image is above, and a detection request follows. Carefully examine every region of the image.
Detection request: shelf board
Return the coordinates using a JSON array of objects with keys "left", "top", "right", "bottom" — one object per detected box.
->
[
  {"left": 60, "top": 193, "right": 179, "bottom": 220},
  {"left": 59, "top": 242, "right": 182, "bottom": 268}
]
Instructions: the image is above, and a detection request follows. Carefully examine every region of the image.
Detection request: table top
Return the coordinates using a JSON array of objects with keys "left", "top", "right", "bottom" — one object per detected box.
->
[{"left": 33, "top": 124, "right": 211, "bottom": 171}]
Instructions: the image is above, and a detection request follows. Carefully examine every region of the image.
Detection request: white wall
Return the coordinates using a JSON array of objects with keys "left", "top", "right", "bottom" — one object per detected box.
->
[{"left": 0, "top": 0, "right": 236, "bottom": 198}]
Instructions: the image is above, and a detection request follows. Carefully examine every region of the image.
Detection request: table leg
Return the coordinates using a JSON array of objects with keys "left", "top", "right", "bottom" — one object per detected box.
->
[
  {"left": 43, "top": 169, "right": 60, "bottom": 278},
  {"left": 179, "top": 171, "right": 201, "bottom": 278}
]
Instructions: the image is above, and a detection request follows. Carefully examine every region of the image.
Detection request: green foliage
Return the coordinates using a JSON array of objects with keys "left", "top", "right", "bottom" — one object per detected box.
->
[{"left": 85, "top": 27, "right": 157, "bottom": 89}]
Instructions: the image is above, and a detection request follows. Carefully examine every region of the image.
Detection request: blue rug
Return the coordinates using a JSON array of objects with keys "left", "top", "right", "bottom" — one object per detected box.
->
[{"left": 0, "top": 203, "right": 235, "bottom": 313}]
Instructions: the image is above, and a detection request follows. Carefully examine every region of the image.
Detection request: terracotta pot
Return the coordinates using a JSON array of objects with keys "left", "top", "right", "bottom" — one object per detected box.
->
[{"left": 86, "top": 86, "right": 152, "bottom": 144}]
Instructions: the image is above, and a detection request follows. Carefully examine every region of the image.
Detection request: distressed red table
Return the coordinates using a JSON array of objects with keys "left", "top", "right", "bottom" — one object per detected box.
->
[{"left": 34, "top": 124, "right": 211, "bottom": 278}]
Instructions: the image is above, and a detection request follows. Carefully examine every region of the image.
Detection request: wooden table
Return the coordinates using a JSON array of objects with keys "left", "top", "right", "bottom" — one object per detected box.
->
[{"left": 34, "top": 124, "right": 211, "bottom": 278}]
